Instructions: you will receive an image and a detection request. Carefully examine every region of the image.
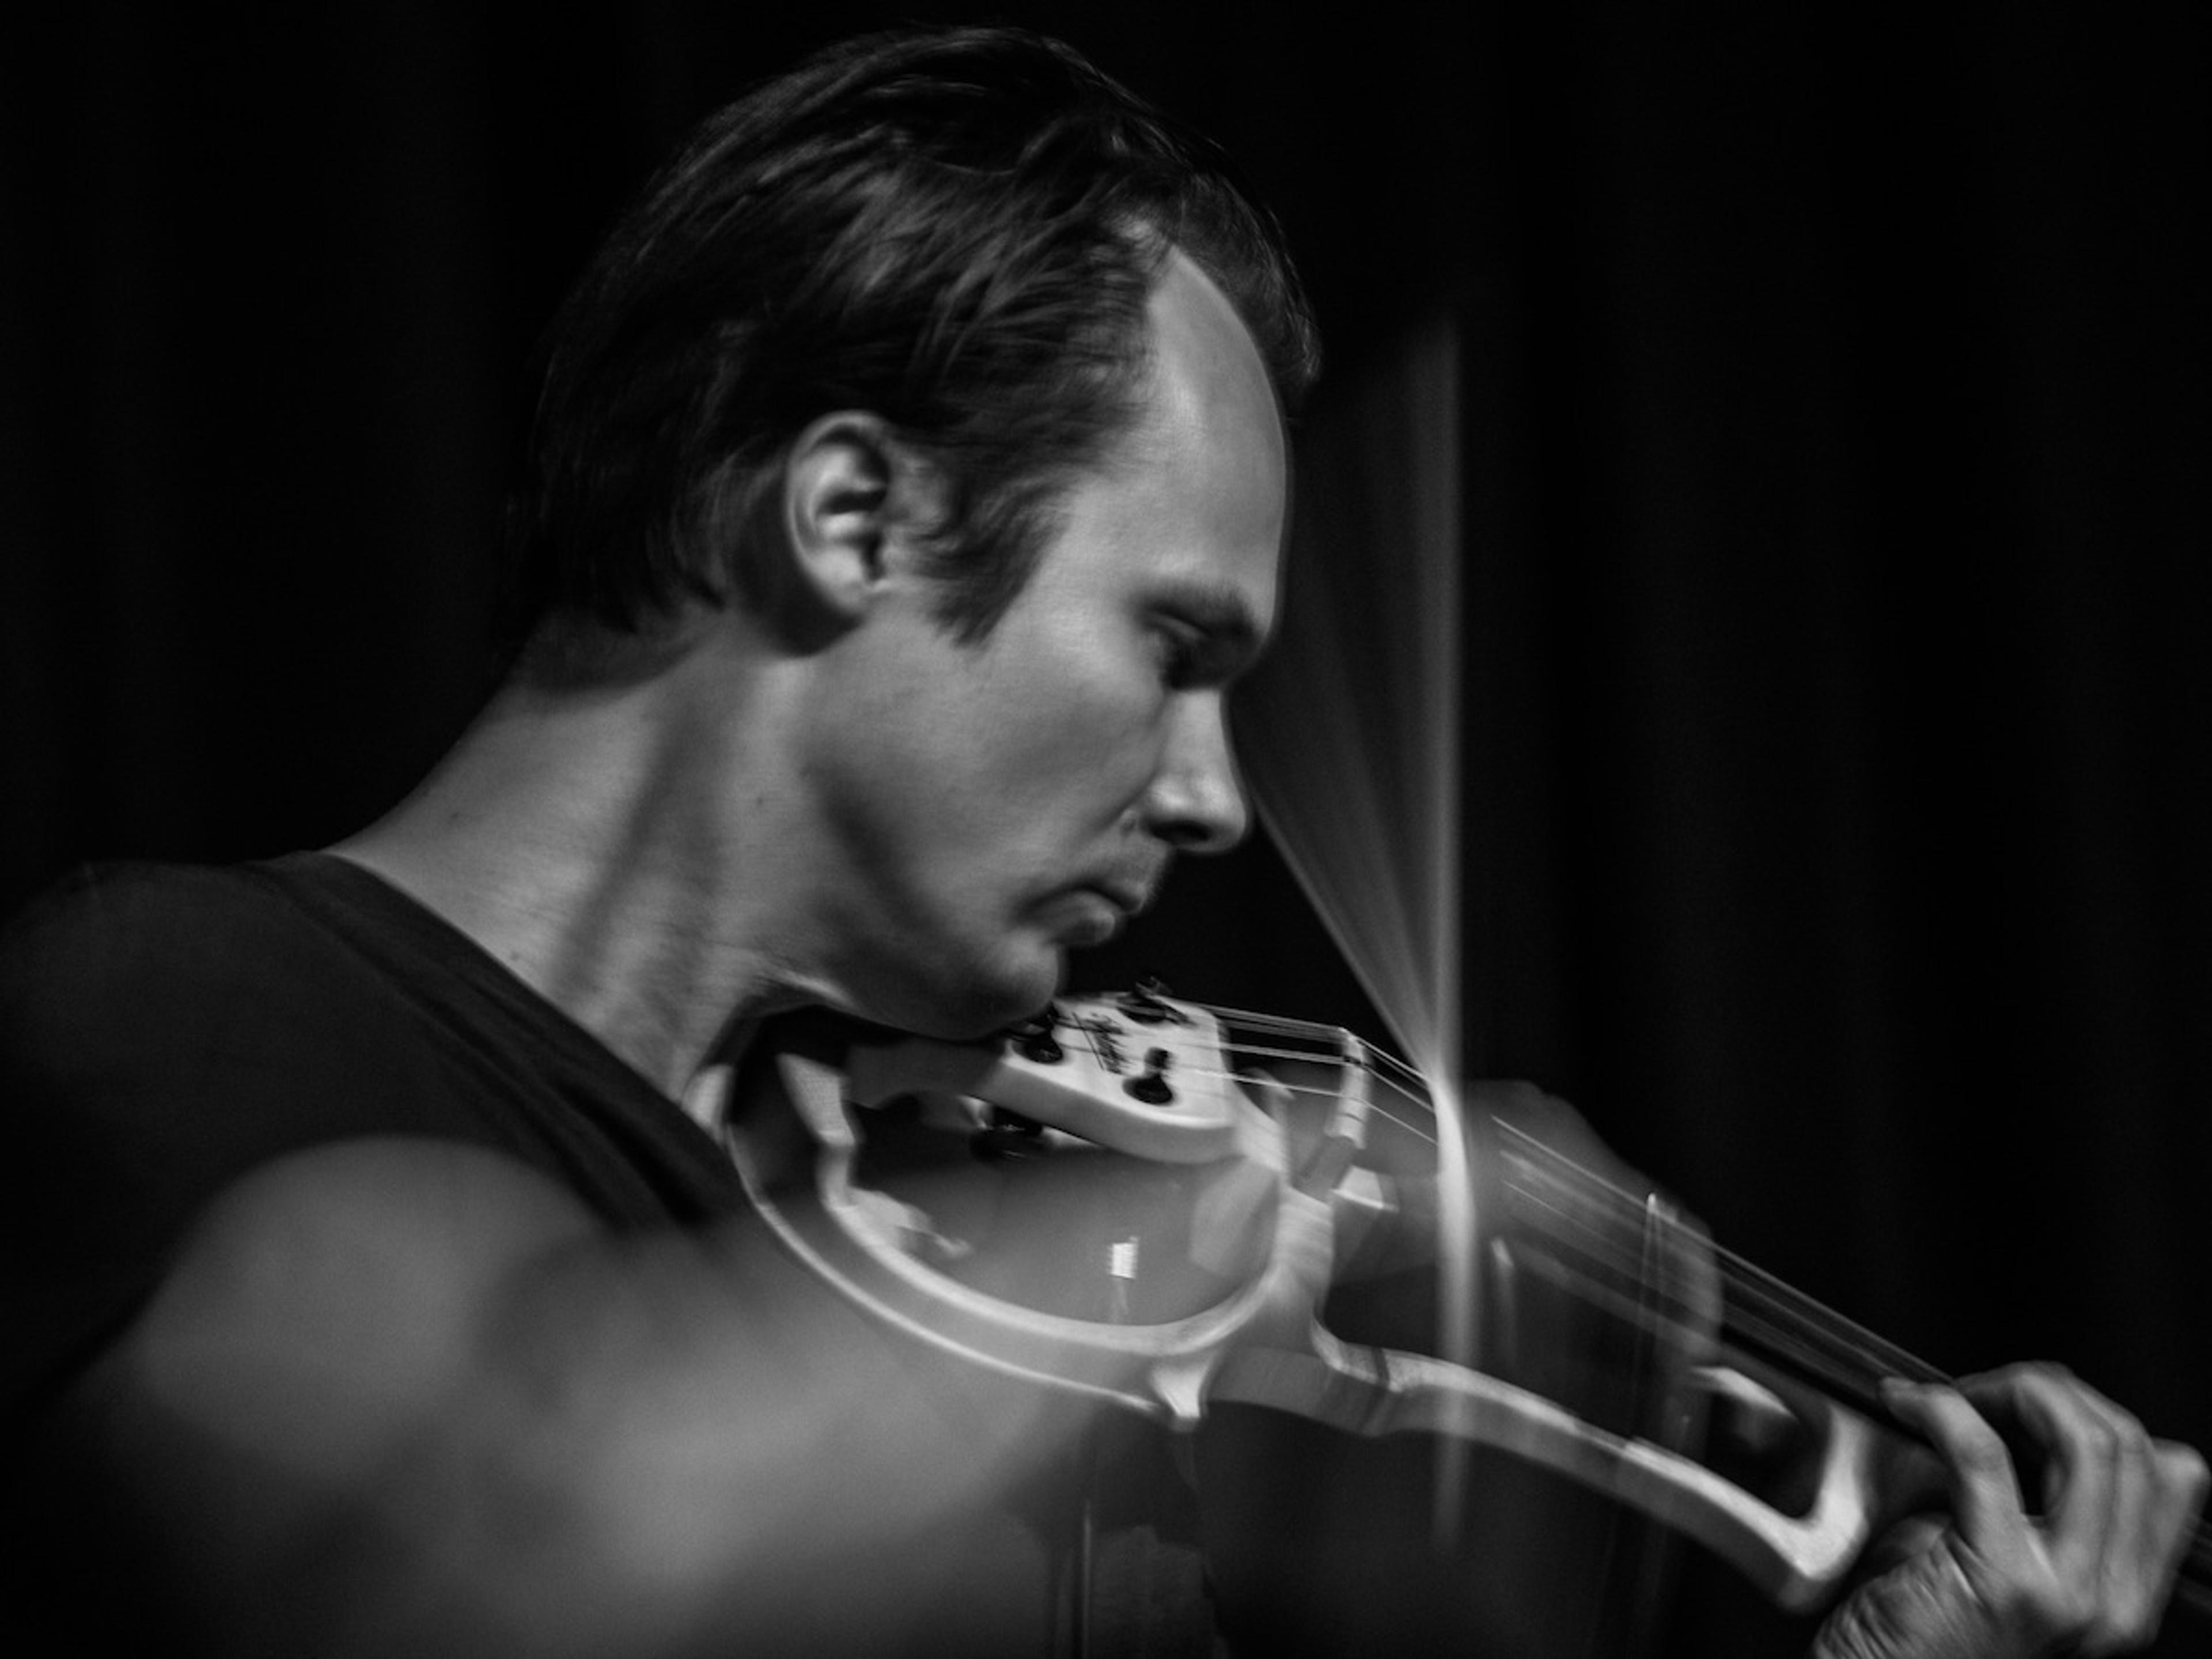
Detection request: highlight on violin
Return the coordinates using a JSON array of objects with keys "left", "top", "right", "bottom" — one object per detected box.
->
[{"left": 5, "top": 11, "right": 2206, "bottom": 1658}]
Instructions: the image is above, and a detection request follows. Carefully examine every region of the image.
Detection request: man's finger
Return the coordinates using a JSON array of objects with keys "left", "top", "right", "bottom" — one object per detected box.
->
[
  {"left": 1884, "top": 1377, "right": 2037, "bottom": 1561},
  {"left": 1955, "top": 1365, "right": 2128, "bottom": 1584}
]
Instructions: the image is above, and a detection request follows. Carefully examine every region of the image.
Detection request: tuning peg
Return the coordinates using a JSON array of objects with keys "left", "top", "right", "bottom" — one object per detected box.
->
[
  {"left": 1115, "top": 978, "right": 1185, "bottom": 1026},
  {"left": 1123, "top": 1046, "right": 1176, "bottom": 1106},
  {"left": 1005, "top": 1003, "right": 1064, "bottom": 1064}
]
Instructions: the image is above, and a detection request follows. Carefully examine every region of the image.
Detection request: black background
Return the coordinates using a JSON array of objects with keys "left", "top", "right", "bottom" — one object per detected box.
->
[{"left": 4, "top": 5, "right": 2207, "bottom": 1652}]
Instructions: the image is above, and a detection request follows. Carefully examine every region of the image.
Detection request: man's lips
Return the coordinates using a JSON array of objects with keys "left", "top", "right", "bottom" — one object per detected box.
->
[
  {"left": 1092, "top": 880, "right": 1153, "bottom": 919},
  {"left": 1040, "top": 875, "right": 1157, "bottom": 948}
]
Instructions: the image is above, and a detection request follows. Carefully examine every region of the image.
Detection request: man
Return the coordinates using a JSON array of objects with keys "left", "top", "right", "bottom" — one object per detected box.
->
[{"left": 1, "top": 25, "right": 2200, "bottom": 1659}]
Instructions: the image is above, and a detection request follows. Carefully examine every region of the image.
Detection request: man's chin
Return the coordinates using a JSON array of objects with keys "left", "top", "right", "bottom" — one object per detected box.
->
[
  {"left": 946, "top": 961, "right": 1065, "bottom": 1040},
  {"left": 856, "top": 945, "right": 1063, "bottom": 1042}
]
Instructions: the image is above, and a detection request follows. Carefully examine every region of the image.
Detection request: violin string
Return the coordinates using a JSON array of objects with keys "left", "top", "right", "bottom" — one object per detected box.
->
[
  {"left": 1402, "top": 1231, "right": 2212, "bottom": 1581},
  {"left": 1456, "top": 1116, "right": 1905, "bottom": 1403},
  {"left": 1433, "top": 1245, "right": 2212, "bottom": 1585},
  {"left": 1708, "top": 1249, "right": 1944, "bottom": 1387},
  {"left": 1061, "top": 1004, "right": 2212, "bottom": 1582},
  {"left": 1475, "top": 1194, "right": 1956, "bottom": 1427},
  {"left": 1193, "top": 1020, "right": 1906, "bottom": 1385},
  {"left": 1219, "top": 1015, "right": 2212, "bottom": 1585},
  {"left": 1188, "top": 1028, "right": 1946, "bottom": 1397},
  {"left": 1194, "top": 1009, "right": 1430, "bottom": 1101},
  {"left": 1120, "top": 1047, "right": 1440, "bottom": 1145},
  {"left": 1154, "top": 1042, "right": 1930, "bottom": 1410},
  {"left": 1390, "top": 1116, "right": 1942, "bottom": 1412},
  {"left": 1429, "top": 1195, "right": 1844, "bottom": 1407},
  {"left": 1043, "top": 1017, "right": 1802, "bottom": 1397},
  {"left": 1070, "top": 1002, "right": 1437, "bottom": 1127},
  {"left": 1491, "top": 1119, "right": 1960, "bottom": 1378},
  {"left": 1490, "top": 1137, "right": 1945, "bottom": 1401},
  {"left": 1480, "top": 1154, "right": 2212, "bottom": 1584},
  {"left": 1489, "top": 1171, "right": 1912, "bottom": 1410},
  {"left": 1187, "top": 1029, "right": 1961, "bottom": 1400}
]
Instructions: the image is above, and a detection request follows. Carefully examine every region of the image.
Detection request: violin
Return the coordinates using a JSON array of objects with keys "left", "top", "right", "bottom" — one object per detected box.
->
[{"left": 714, "top": 984, "right": 2212, "bottom": 1639}]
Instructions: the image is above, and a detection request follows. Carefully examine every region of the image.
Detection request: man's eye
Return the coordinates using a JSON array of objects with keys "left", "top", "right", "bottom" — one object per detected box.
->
[{"left": 1153, "top": 622, "right": 1205, "bottom": 688}]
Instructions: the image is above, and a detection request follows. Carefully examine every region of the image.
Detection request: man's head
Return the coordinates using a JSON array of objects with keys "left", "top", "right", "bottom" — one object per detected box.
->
[
  {"left": 506, "top": 25, "right": 1317, "bottom": 663},
  {"left": 782, "top": 248, "right": 1290, "bottom": 1035}
]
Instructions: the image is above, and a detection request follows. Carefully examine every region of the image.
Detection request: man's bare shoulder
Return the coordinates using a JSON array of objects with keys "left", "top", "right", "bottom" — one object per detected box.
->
[{"left": 94, "top": 1138, "right": 603, "bottom": 1492}]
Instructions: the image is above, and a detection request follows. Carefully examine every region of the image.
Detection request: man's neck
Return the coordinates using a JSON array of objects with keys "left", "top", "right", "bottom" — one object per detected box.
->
[{"left": 331, "top": 648, "right": 814, "bottom": 1099}]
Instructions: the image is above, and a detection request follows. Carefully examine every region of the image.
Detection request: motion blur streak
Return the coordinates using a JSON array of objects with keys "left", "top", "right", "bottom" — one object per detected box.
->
[{"left": 1238, "top": 317, "right": 1471, "bottom": 1535}]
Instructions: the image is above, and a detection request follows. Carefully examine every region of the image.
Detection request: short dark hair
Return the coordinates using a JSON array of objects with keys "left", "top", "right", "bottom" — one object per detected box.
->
[{"left": 505, "top": 25, "right": 1317, "bottom": 660}]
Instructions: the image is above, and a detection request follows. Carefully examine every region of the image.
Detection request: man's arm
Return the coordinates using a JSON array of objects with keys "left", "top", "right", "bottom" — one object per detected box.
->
[{"left": 67, "top": 1135, "right": 1089, "bottom": 1657}]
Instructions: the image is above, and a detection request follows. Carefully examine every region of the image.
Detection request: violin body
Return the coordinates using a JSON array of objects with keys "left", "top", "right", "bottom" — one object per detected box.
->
[{"left": 713, "top": 991, "right": 1963, "bottom": 1654}]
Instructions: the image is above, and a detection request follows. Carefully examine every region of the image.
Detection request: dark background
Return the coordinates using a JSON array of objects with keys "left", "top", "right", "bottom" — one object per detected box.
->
[{"left": 4, "top": 4, "right": 2206, "bottom": 1653}]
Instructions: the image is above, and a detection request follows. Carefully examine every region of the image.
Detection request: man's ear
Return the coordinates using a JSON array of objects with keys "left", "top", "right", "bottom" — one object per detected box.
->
[{"left": 779, "top": 411, "right": 942, "bottom": 623}]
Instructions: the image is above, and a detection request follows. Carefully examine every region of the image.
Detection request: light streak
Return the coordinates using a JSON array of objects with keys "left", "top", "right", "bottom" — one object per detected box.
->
[{"left": 1237, "top": 313, "right": 1472, "bottom": 1540}]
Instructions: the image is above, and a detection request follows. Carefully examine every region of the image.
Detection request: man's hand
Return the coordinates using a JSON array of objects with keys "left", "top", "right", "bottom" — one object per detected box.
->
[{"left": 1814, "top": 1365, "right": 2207, "bottom": 1658}]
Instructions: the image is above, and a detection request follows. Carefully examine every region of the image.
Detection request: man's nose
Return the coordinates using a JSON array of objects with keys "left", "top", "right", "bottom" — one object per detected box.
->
[{"left": 1143, "top": 694, "right": 1249, "bottom": 854}]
